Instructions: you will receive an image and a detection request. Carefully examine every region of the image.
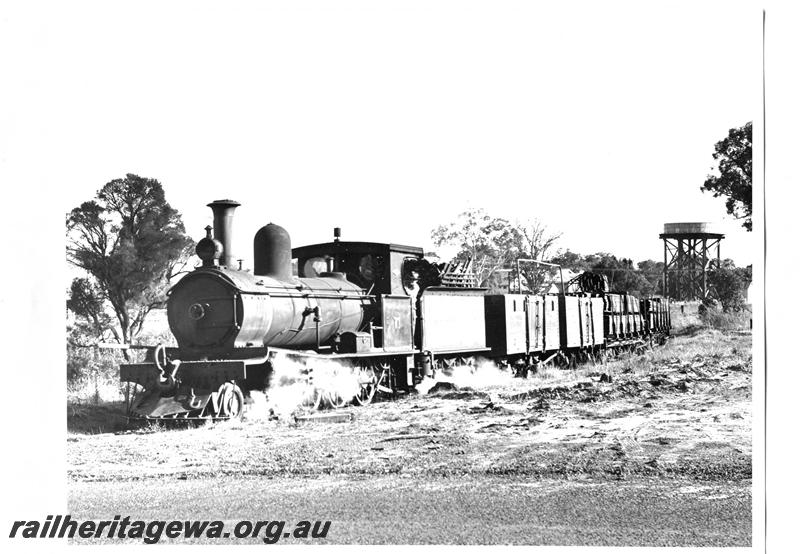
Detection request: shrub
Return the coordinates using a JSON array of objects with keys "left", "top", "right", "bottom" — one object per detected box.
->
[
  {"left": 708, "top": 263, "right": 751, "bottom": 312},
  {"left": 699, "top": 305, "right": 752, "bottom": 330}
]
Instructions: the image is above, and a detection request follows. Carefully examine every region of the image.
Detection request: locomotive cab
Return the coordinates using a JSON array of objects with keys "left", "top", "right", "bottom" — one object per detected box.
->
[
  {"left": 293, "top": 241, "right": 426, "bottom": 353},
  {"left": 293, "top": 240, "right": 425, "bottom": 296}
]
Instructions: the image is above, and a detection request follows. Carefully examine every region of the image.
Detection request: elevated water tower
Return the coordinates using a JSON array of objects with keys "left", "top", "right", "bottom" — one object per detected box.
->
[{"left": 660, "top": 222, "right": 724, "bottom": 300}]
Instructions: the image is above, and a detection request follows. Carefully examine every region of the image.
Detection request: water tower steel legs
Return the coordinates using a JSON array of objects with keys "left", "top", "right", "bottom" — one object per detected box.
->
[{"left": 660, "top": 231, "right": 724, "bottom": 301}]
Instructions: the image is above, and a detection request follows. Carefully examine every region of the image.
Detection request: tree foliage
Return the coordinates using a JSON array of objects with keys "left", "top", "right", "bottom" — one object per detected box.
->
[
  {"left": 589, "top": 255, "right": 657, "bottom": 297},
  {"left": 66, "top": 174, "right": 194, "bottom": 349},
  {"left": 707, "top": 260, "right": 751, "bottom": 311},
  {"left": 509, "top": 221, "right": 563, "bottom": 292},
  {"left": 550, "top": 251, "right": 664, "bottom": 296},
  {"left": 431, "top": 209, "right": 515, "bottom": 289},
  {"left": 67, "top": 278, "right": 117, "bottom": 343},
  {"left": 548, "top": 250, "right": 589, "bottom": 272},
  {"left": 701, "top": 122, "right": 752, "bottom": 231},
  {"left": 431, "top": 209, "right": 561, "bottom": 291},
  {"left": 430, "top": 210, "right": 669, "bottom": 296}
]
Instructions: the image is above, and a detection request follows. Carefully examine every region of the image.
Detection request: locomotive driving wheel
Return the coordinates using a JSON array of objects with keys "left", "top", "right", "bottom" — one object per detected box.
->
[
  {"left": 300, "top": 386, "right": 323, "bottom": 411},
  {"left": 326, "top": 389, "right": 350, "bottom": 409},
  {"left": 373, "top": 361, "right": 393, "bottom": 397},
  {"left": 298, "top": 367, "right": 323, "bottom": 411},
  {"left": 354, "top": 363, "right": 378, "bottom": 406},
  {"left": 215, "top": 382, "right": 244, "bottom": 419},
  {"left": 325, "top": 367, "right": 352, "bottom": 409}
]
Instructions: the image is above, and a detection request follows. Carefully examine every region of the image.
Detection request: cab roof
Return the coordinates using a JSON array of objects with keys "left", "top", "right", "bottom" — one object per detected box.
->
[{"left": 292, "top": 241, "right": 424, "bottom": 259}]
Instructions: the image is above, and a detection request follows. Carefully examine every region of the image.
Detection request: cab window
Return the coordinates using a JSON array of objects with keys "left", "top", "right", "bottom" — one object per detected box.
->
[
  {"left": 347, "top": 253, "right": 384, "bottom": 289},
  {"left": 302, "top": 256, "right": 332, "bottom": 277}
]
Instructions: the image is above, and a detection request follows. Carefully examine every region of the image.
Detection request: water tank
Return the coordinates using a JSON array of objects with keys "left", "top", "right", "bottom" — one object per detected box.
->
[{"left": 662, "top": 222, "right": 719, "bottom": 235}]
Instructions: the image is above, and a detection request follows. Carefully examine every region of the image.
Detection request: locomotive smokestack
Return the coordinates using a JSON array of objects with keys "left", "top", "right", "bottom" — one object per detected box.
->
[{"left": 208, "top": 199, "right": 241, "bottom": 269}]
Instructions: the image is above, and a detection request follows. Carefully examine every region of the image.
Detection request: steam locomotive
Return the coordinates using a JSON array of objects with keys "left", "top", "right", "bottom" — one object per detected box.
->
[{"left": 120, "top": 199, "right": 670, "bottom": 419}]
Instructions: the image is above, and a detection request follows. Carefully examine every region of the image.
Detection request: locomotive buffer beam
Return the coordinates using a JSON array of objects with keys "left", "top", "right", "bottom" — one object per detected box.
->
[{"left": 120, "top": 360, "right": 247, "bottom": 390}]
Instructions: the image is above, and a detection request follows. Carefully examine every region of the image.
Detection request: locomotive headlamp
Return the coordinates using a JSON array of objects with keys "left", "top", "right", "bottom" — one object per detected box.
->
[{"left": 188, "top": 303, "right": 207, "bottom": 320}]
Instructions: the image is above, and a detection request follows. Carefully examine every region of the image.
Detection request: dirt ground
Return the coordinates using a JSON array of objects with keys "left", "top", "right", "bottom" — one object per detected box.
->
[{"left": 66, "top": 324, "right": 752, "bottom": 545}]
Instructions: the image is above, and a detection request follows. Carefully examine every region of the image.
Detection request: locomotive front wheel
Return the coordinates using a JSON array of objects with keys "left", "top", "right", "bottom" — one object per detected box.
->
[{"left": 216, "top": 382, "right": 244, "bottom": 419}]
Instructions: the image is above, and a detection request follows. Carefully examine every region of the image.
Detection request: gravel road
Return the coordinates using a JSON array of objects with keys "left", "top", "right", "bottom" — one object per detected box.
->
[{"left": 68, "top": 474, "right": 751, "bottom": 546}]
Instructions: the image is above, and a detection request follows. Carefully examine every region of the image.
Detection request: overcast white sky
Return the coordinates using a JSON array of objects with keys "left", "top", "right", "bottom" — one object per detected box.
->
[{"left": 3, "top": 0, "right": 759, "bottom": 269}]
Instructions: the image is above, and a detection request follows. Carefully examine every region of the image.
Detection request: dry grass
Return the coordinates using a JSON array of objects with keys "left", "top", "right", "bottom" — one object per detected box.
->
[
  {"left": 671, "top": 300, "right": 752, "bottom": 333},
  {"left": 67, "top": 375, "right": 128, "bottom": 405},
  {"left": 67, "top": 402, "right": 130, "bottom": 434},
  {"left": 700, "top": 308, "right": 753, "bottom": 331},
  {"left": 67, "top": 323, "right": 176, "bottom": 406}
]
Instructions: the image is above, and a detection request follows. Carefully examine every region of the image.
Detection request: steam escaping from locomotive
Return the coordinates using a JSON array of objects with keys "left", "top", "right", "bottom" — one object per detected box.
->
[
  {"left": 262, "top": 355, "right": 317, "bottom": 420},
  {"left": 263, "top": 354, "right": 361, "bottom": 420},
  {"left": 414, "top": 358, "right": 515, "bottom": 395},
  {"left": 438, "top": 359, "right": 516, "bottom": 390}
]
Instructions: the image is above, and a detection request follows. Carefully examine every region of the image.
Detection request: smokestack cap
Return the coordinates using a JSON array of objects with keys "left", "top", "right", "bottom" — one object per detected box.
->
[{"left": 208, "top": 199, "right": 241, "bottom": 208}]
